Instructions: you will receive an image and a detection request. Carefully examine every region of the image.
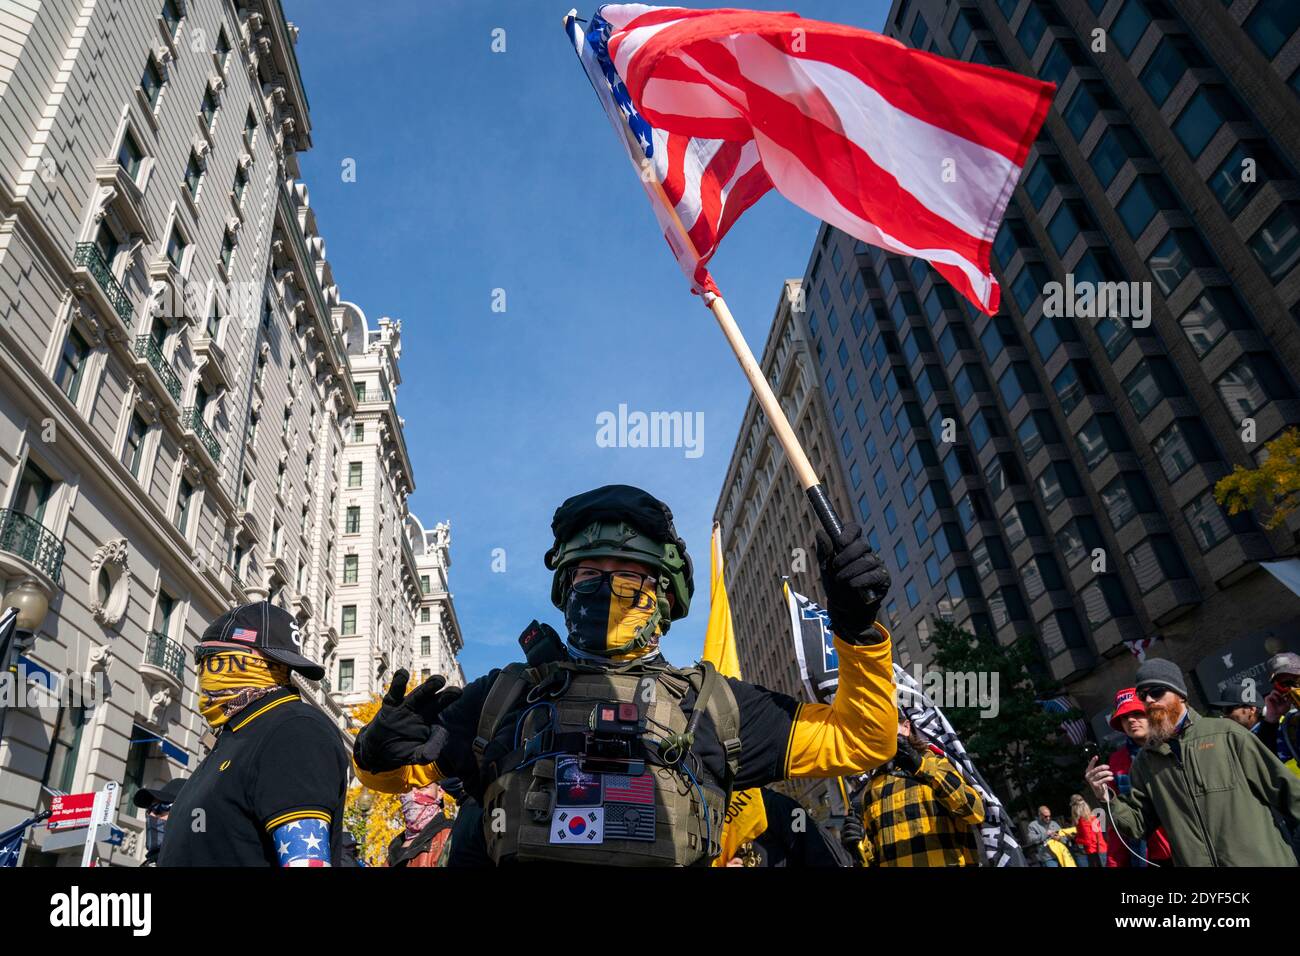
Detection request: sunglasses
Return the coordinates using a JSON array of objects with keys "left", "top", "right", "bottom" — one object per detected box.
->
[
  {"left": 1273, "top": 676, "right": 1299, "bottom": 691},
  {"left": 1135, "top": 686, "right": 1170, "bottom": 702}
]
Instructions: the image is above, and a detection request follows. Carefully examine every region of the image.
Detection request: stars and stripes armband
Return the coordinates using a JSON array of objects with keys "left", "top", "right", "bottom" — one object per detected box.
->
[{"left": 267, "top": 811, "right": 332, "bottom": 867}]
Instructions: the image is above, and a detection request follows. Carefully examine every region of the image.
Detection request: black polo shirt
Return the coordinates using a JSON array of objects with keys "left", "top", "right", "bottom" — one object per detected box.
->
[{"left": 159, "top": 689, "right": 348, "bottom": 867}]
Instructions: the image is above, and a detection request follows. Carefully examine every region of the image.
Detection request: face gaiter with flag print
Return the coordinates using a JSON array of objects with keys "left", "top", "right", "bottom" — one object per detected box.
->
[
  {"left": 197, "top": 650, "right": 291, "bottom": 729},
  {"left": 564, "top": 578, "right": 661, "bottom": 662}
]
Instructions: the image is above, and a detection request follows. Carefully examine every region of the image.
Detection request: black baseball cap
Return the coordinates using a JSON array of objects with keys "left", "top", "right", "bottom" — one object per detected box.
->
[
  {"left": 133, "top": 777, "right": 187, "bottom": 810},
  {"left": 197, "top": 601, "right": 324, "bottom": 680},
  {"left": 1211, "top": 683, "right": 1259, "bottom": 709}
]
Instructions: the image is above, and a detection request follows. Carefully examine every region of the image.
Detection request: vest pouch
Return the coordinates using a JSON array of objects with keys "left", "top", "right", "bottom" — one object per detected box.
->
[{"left": 483, "top": 757, "right": 557, "bottom": 865}]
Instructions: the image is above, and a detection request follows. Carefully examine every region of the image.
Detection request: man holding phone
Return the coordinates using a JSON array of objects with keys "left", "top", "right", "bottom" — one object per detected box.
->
[{"left": 1085, "top": 659, "right": 1300, "bottom": 867}]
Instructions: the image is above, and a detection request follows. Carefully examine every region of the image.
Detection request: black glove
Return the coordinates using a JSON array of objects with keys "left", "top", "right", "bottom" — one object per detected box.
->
[
  {"left": 354, "top": 670, "right": 462, "bottom": 773},
  {"left": 816, "top": 522, "right": 890, "bottom": 643},
  {"left": 893, "top": 736, "right": 923, "bottom": 775},
  {"left": 840, "top": 811, "right": 864, "bottom": 851}
]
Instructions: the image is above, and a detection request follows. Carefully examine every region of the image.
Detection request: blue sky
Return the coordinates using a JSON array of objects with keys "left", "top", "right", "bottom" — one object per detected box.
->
[{"left": 287, "top": 0, "right": 893, "bottom": 677}]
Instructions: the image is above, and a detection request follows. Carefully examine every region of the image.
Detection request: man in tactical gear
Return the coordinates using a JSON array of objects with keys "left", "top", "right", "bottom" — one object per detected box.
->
[{"left": 353, "top": 484, "right": 897, "bottom": 866}]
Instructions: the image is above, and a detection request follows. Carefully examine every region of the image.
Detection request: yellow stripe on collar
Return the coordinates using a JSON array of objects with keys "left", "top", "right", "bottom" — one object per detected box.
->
[{"left": 231, "top": 693, "right": 300, "bottom": 732}]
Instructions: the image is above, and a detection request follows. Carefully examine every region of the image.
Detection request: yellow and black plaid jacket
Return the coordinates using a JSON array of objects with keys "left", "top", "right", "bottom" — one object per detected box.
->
[{"left": 857, "top": 751, "right": 984, "bottom": 867}]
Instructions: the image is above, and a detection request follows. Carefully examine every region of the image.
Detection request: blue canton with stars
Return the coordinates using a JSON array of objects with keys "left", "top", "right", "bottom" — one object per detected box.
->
[
  {"left": 271, "top": 817, "right": 331, "bottom": 866},
  {"left": 588, "top": 13, "right": 655, "bottom": 160}
]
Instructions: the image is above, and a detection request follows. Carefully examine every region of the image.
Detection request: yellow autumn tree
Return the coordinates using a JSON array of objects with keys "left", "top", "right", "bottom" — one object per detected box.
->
[
  {"left": 1214, "top": 428, "right": 1300, "bottom": 529},
  {"left": 344, "top": 693, "right": 404, "bottom": 867}
]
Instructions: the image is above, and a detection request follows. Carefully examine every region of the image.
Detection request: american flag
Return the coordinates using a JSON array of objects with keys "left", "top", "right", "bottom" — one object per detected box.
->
[
  {"left": 573, "top": 4, "right": 1054, "bottom": 314},
  {"left": 567, "top": 9, "right": 771, "bottom": 295},
  {"left": 604, "top": 772, "right": 655, "bottom": 805},
  {"left": 272, "top": 817, "right": 332, "bottom": 867},
  {"left": 1039, "top": 695, "right": 1089, "bottom": 746}
]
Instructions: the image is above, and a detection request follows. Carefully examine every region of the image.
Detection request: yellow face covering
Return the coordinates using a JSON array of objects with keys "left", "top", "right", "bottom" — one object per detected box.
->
[
  {"left": 198, "top": 650, "right": 291, "bottom": 728},
  {"left": 1289, "top": 686, "right": 1300, "bottom": 710},
  {"left": 564, "top": 580, "right": 662, "bottom": 662}
]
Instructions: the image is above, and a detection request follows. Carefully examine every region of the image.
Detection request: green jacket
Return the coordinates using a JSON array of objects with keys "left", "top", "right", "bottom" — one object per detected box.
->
[{"left": 1108, "top": 707, "right": 1300, "bottom": 867}]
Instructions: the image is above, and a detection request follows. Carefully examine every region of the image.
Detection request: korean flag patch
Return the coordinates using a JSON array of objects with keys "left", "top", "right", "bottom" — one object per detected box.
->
[{"left": 550, "top": 807, "right": 604, "bottom": 845}]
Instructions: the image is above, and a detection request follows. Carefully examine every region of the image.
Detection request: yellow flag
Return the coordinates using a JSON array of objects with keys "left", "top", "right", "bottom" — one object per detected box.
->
[{"left": 704, "top": 523, "right": 767, "bottom": 864}]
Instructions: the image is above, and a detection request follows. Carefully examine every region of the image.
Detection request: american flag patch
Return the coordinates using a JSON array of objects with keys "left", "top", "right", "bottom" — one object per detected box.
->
[
  {"left": 603, "top": 772, "right": 654, "bottom": 806},
  {"left": 604, "top": 802, "right": 655, "bottom": 841},
  {"left": 230, "top": 628, "right": 258, "bottom": 643}
]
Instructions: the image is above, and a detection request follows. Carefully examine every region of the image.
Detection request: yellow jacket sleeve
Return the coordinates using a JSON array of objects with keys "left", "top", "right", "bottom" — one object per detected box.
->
[
  {"left": 784, "top": 625, "right": 897, "bottom": 778},
  {"left": 351, "top": 758, "right": 443, "bottom": 794}
]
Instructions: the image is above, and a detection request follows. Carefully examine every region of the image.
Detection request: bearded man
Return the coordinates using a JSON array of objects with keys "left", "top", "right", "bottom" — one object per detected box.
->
[{"left": 1085, "top": 659, "right": 1300, "bottom": 867}]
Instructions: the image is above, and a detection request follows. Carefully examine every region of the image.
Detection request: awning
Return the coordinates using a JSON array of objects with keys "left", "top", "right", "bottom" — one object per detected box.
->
[
  {"left": 1260, "top": 558, "right": 1300, "bottom": 599},
  {"left": 129, "top": 730, "right": 190, "bottom": 767}
]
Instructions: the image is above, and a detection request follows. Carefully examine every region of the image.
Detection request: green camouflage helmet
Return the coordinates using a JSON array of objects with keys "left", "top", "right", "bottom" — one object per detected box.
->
[{"left": 544, "top": 485, "right": 693, "bottom": 628}]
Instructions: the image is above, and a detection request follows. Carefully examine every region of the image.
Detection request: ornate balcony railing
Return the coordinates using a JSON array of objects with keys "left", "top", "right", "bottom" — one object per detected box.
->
[
  {"left": 182, "top": 406, "right": 222, "bottom": 465},
  {"left": 134, "top": 335, "right": 182, "bottom": 403},
  {"left": 73, "top": 242, "right": 133, "bottom": 325},
  {"left": 143, "top": 631, "right": 186, "bottom": 683},
  {"left": 0, "top": 508, "right": 65, "bottom": 582}
]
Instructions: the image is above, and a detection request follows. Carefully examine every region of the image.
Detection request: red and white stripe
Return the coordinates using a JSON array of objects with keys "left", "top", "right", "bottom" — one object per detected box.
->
[{"left": 599, "top": 4, "right": 1054, "bottom": 314}]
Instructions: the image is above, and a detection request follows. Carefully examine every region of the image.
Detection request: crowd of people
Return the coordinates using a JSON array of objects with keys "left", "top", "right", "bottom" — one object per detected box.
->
[{"left": 117, "top": 484, "right": 1300, "bottom": 869}]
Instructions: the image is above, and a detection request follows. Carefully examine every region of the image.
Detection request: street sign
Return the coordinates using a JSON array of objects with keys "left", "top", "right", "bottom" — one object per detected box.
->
[{"left": 46, "top": 792, "right": 96, "bottom": 831}]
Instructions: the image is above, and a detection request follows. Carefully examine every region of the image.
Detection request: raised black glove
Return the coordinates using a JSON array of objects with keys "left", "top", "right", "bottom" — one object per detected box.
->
[
  {"left": 893, "top": 736, "right": 923, "bottom": 774},
  {"left": 354, "top": 670, "right": 462, "bottom": 773},
  {"left": 816, "top": 522, "right": 890, "bottom": 643},
  {"left": 840, "top": 811, "right": 864, "bottom": 851}
]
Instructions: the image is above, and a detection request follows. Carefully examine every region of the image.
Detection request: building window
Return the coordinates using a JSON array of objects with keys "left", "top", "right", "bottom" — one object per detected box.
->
[
  {"left": 348, "top": 462, "right": 363, "bottom": 488},
  {"left": 1139, "top": 37, "right": 1201, "bottom": 107},
  {"left": 1126, "top": 535, "right": 1190, "bottom": 593},
  {"left": 1100, "top": 473, "right": 1156, "bottom": 531},
  {"left": 201, "top": 86, "right": 219, "bottom": 130},
  {"left": 232, "top": 164, "right": 248, "bottom": 207},
  {"left": 1117, "top": 175, "right": 1177, "bottom": 238},
  {"left": 1122, "top": 358, "right": 1182, "bottom": 420},
  {"left": 1249, "top": 205, "right": 1300, "bottom": 282},
  {"left": 244, "top": 107, "right": 258, "bottom": 149},
  {"left": 220, "top": 230, "right": 234, "bottom": 270},
  {"left": 1076, "top": 414, "right": 1130, "bottom": 470},
  {"left": 341, "top": 606, "right": 357, "bottom": 636},
  {"left": 1215, "top": 354, "right": 1293, "bottom": 422},
  {"left": 1245, "top": 0, "right": 1300, "bottom": 59},
  {"left": 1110, "top": 0, "right": 1152, "bottom": 58},
  {"left": 421, "top": 635, "right": 431, "bottom": 656},
  {"left": 141, "top": 55, "right": 164, "bottom": 108},
  {"left": 123, "top": 413, "right": 148, "bottom": 477},
  {"left": 1152, "top": 420, "right": 1216, "bottom": 482},
  {"left": 1183, "top": 490, "right": 1235, "bottom": 551},
  {"left": 1178, "top": 289, "right": 1248, "bottom": 358},
  {"left": 421, "top": 607, "right": 431, "bottom": 623},
  {"left": 174, "top": 478, "right": 193, "bottom": 535},
  {"left": 346, "top": 506, "right": 361, "bottom": 534},
  {"left": 161, "top": 0, "right": 182, "bottom": 37},
  {"left": 1147, "top": 230, "right": 1211, "bottom": 296},
  {"left": 1174, "top": 88, "right": 1241, "bottom": 160},
  {"left": 165, "top": 225, "right": 187, "bottom": 270},
  {"left": 184, "top": 151, "right": 203, "bottom": 196},
  {"left": 42, "top": 705, "right": 87, "bottom": 796},
  {"left": 420, "top": 574, "right": 431, "bottom": 594},
  {"left": 55, "top": 327, "right": 91, "bottom": 402},
  {"left": 216, "top": 29, "right": 231, "bottom": 71},
  {"left": 338, "top": 658, "right": 355, "bottom": 692},
  {"left": 118, "top": 129, "right": 144, "bottom": 181},
  {"left": 1210, "top": 143, "right": 1279, "bottom": 219},
  {"left": 1036, "top": 461, "right": 1082, "bottom": 512},
  {"left": 343, "top": 554, "right": 359, "bottom": 584}
]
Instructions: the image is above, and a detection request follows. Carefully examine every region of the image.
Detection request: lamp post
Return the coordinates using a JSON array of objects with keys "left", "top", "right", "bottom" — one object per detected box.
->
[{"left": 0, "top": 578, "right": 51, "bottom": 753}]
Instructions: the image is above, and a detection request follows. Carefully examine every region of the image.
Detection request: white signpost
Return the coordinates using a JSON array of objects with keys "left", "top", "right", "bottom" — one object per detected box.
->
[{"left": 79, "top": 781, "right": 119, "bottom": 868}]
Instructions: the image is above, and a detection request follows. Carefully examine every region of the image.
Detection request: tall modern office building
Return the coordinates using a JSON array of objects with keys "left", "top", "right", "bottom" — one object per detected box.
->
[
  {"left": 0, "top": 0, "right": 462, "bottom": 864},
  {"left": 720, "top": 0, "right": 1300, "bottom": 737}
]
